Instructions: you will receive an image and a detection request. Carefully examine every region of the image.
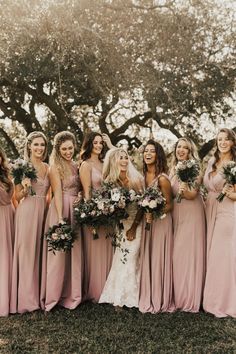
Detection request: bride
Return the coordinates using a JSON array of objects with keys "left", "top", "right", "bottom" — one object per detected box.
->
[{"left": 99, "top": 147, "right": 144, "bottom": 308}]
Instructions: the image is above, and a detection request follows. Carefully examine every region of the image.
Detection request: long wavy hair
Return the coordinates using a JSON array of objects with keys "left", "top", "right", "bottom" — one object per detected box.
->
[
  {"left": 50, "top": 131, "right": 76, "bottom": 179},
  {"left": 103, "top": 148, "right": 143, "bottom": 190},
  {"left": 0, "top": 146, "right": 12, "bottom": 192},
  {"left": 24, "top": 131, "right": 48, "bottom": 161},
  {"left": 143, "top": 139, "right": 168, "bottom": 176},
  {"left": 212, "top": 128, "right": 236, "bottom": 171},
  {"left": 103, "top": 148, "right": 129, "bottom": 185},
  {"left": 80, "top": 132, "right": 105, "bottom": 162}
]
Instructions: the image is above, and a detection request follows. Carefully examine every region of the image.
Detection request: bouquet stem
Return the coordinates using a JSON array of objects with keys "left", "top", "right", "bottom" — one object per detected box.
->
[
  {"left": 145, "top": 222, "right": 151, "bottom": 231},
  {"left": 176, "top": 192, "right": 182, "bottom": 203},
  {"left": 216, "top": 192, "right": 225, "bottom": 203},
  {"left": 92, "top": 228, "right": 99, "bottom": 240}
]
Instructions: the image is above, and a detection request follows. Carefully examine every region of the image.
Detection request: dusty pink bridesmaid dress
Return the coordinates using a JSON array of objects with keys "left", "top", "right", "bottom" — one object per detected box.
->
[
  {"left": 203, "top": 158, "right": 236, "bottom": 317},
  {"left": 139, "top": 175, "right": 174, "bottom": 313},
  {"left": 82, "top": 166, "right": 113, "bottom": 302},
  {"left": 40, "top": 163, "right": 83, "bottom": 312},
  {"left": 170, "top": 175, "right": 206, "bottom": 312},
  {"left": 0, "top": 184, "right": 14, "bottom": 317},
  {"left": 10, "top": 165, "right": 50, "bottom": 313}
]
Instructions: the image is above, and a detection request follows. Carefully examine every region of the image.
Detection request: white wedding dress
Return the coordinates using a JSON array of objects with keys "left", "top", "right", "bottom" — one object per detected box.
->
[{"left": 99, "top": 203, "right": 142, "bottom": 307}]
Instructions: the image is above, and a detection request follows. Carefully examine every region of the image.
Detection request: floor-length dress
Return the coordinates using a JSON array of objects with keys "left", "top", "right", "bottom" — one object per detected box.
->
[
  {"left": 0, "top": 184, "right": 14, "bottom": 317},
  {"left": 99, "top": 203, "right": 142, "bottom": 307},
  {"left": 203, "top": 158, "right": 236, "bottom": 317},
  {"left": 139, "top": 175, "right": 174, "bottom": 313},
  {"left": 170, "top": 175, "right": 206, "bottom": 312},
  {"left": 11, "top": 167, "right": 50, "bottom": 313},
  {"left": 40, "top": 163, "right": 83, "bottom": 311},
  {"left": 82, "top": 166, "right": 113, "bottom": 302}
]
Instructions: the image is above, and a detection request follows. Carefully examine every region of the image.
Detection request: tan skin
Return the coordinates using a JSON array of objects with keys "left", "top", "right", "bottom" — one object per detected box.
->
[
  {"left": 15, "top": 137, "right": 48, "bottom": 202},
  {"left": 143, "top": 144, "right": 172, "bottom": 224},
  {"left": 213, "top": 132, "right": 236, "bottom": 201},
  {"left": 49, "top": 139, "right": 75, "bottom": 223},
  {"left": 175, "top": 139, "right": 201, "bottom": 200},
  {"left": 80, "top": 135, "right": 104, "bottom": 200}
]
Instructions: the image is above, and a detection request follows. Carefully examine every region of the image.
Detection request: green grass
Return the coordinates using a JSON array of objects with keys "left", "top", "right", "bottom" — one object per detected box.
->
[{"left": 0, "top": 302, "right": 236, "bottom": 353}]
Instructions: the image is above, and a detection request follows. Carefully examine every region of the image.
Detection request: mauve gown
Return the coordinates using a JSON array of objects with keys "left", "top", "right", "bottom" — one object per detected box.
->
[
  {"left": 40, "top": 163, "right": 83, "bottom": 311},
  {"left": 0, "top": 184, "right": 14, "bottom": 317},
  {"left": 139, "top": 175, "right": 174, "bottom": 313},
  {"left": 10, "top": 165, "right": 50, "bottom": 313},
  {"left": 203, "top": 158, "right": 236, "bottom": 317},
  {"left": 82, "top": 166, "right": 113, "bottom": 302},
  {"left": 170, "top": 175, "right": 206, "bottom": 312}
]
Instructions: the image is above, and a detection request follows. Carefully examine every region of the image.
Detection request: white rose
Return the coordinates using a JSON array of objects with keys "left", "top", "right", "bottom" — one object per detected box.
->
[
  {"left": 97, "top": 201, "right": 104, "bottom": 210},
  {"left": 111, "top": 192, "right": 120, "bottom": 202},
  {"left": 142, "top": 199, "right": 149, "bottom": 207},
  {"left": 149, "top": 200, "right": 157, "bottom": 209}
]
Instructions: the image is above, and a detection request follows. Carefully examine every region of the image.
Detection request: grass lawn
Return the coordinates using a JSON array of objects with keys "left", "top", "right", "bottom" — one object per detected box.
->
[{"left": 0, "top": 302, "right": 236, "bottom": 353}]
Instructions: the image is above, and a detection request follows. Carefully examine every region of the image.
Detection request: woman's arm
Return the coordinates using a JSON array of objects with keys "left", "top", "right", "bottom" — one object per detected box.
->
[
  {"left": 49, "top": 165, "right": 63, "bottom": 223},
  {"left": 178, "top": 175, "right": 202, "bottom": 201},
  {"left": 79, "top": 161, "right": 92, "bottom": 200},
  {"left": 14, "top": 177, "right": 31, "bottom": 202},
  {"left": 158, "top": 175, "right": 173, "bottom": 213},
  {"left": 223, "top": 184, "right": 236, "bottom": 201}
]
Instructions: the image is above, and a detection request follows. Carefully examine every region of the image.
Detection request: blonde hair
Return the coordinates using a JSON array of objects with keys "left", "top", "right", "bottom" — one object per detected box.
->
[
  {"left": 24, "top": 131, "right": 48, "bottom": 161},
  {"left": 103, "top": 148, "right": 129, "bottom": 184},
  {"left": 170, "top": 137, "right": 200, "bottom": 176},
  {"left": 50, "top": 131, "right": 76, "bottom": 179},
  {"left": 103, "top": 148, "right": 143, "bottom": 191}
]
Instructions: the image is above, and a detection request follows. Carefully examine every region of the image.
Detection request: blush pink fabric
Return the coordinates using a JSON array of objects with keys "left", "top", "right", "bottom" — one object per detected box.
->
[
  {"left": 11, "top": 167, "right": 50, "bottom": 313},
  {"left": 82, "top": 166, "right": 113, "bottom": 302},
  {"left": 171, "top": 175, "right": 206, "bottom": 312},
  {"left": 40, "top": 162, "right": 83, "bottom": 312},
  {"left": 0, "top": 185, "right": 14, "bottom": 317},
  {"left": 139, "top": 175, "right": 174, "bottom": 313},
  {"left": 203, "top": 158, "right": 236, "bottom": 317}
]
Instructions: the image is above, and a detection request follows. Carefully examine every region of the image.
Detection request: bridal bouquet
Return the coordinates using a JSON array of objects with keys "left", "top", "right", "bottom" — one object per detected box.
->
[
  {"left": 45, "top": 220, "right": 76, "bottom": 254},
  {"left": 74, "top": 182, "right": 136, "bottom": 239},
  {"left": 10, "top": 158, "right": 37, "bottom": 196},
  {"left": 175, "top": 159, "right": 200, "bottom": 203},
  {"left": 216, "top": 161, "right": 236, "bottom": 202},
  {"left": 137, "top": 186, "right": 166, "bottom": 230}
]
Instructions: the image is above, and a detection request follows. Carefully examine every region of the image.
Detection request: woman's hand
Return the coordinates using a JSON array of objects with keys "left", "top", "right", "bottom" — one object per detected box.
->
[
  {"left": 222, "top": 184, "right": 234, "bottom": 198},
  {"left": 21, "top": 177, "right": 31, "bottom": 190},
  {"left": 178, "top": 182, "right": 188, "bottom": 194},
  {"left": 145, "top": 212, "right": 153, "bottom": 224},
  {"left": 102, "top": 133, "right": 114, "bottom": 149},
  {"left": 73, "top": 192, "right": 83, "bottom": 206},
  {"left": 126, "top": 226, "right": 136, "bottom": 241}
]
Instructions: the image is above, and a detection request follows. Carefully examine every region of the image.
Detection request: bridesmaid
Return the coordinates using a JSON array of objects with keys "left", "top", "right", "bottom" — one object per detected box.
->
[
  {"left": 0, "top": 147, "right": 14, "bottom": 317},
  {"left": 11, "top": 131, "right": 50, "bottom": 313},
  {"left": 40, "top": 131, "right": 82, "bottom": 312},
  {"left": 139, "top": 139, "right": 174, "bottom": 313},
  {"left": 203, "top": 128, "right": 236, "bottom": 317},
  {"left": 80, "top": 132, "right": 113, "bottom": 302},
  {"left": 170, "top": 137, "right": 206, "bottom": 312}
]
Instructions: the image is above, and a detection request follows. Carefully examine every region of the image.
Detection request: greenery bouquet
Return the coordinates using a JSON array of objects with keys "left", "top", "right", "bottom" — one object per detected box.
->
[
  {"left": 216, "top": 161, "right": 236, "bottom": 202},
  {"left": 175, "top": 159, "right": 200, "bottom": 203},
  {"left": 10, "top": 158, "right": 37, "bottom": 196},
  {"left": 137, "top": 186, "right": 166, "bottom": 230},
  {"left": 45, "top": 221, "right": 76, "bottom": 254}
]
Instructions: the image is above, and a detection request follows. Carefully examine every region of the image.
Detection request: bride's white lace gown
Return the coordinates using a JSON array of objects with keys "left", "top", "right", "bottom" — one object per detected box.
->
[{"left": 99, "top": 203, "right": 142, "bottom": 307}]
